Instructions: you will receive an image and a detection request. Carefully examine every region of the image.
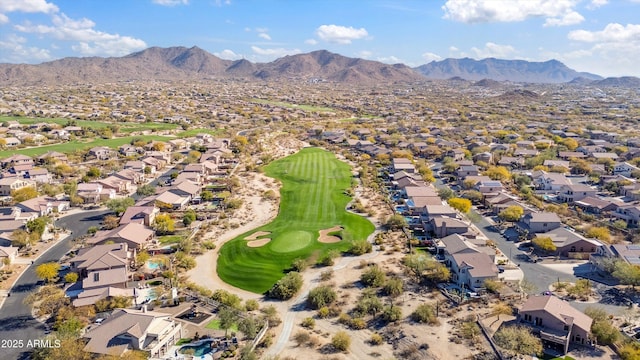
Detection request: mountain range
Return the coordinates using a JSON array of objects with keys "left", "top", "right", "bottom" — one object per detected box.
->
[{"left": 0, "top": 46, "right": 637, "bottom": 86}]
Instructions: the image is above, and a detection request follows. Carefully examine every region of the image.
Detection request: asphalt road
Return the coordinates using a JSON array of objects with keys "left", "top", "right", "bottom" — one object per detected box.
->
[{"left": 0, "top": 209, "right": 109, "bottom": 360}]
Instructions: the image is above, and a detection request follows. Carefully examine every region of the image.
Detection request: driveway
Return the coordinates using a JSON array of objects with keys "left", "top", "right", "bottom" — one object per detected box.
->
[{"left": 0, "top": 209, "right": 109, "bottom": 360}]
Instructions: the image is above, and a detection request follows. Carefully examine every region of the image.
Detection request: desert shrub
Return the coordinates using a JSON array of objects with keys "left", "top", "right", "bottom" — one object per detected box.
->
[
  {"left": 331, "top": 331, "right": 351, "bottom": 351},
  {"left": 350, "top": 317, "right": 367, "bottom": 330},
  {"left": 320, "top": 270, "right": 334, "bottom": 281},
  {"left": 268, "top": 272, "right": 303, "bottom": 300},
  {"left": 360, "top": 265, "right": 386, "bottom": 287},
  {"left": 307, "top": 285, "right": 337, "bottom": 310},
  {"left": 370, "top": 333, "right": 384, "bottom": 345},
  {"left": 411, "top": 303, "right": 438, "bottom": 325},
  {"left": 301, "top": 317, "right": 315, "bottom": 329},
  {"left": 382, "top": 305, "right": 402, "bottom": 323},
  {"left": 244, "top": 299, "right": 259, "bottom": 311}
]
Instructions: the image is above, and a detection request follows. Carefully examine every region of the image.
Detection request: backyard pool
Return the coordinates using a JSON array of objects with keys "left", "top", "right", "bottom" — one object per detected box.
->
[
  {"left": 179, "top": 339, "right": 215, "bottom": 357},
  {"left": 146, "top": 260, "right": 162, "bottom": 270}
]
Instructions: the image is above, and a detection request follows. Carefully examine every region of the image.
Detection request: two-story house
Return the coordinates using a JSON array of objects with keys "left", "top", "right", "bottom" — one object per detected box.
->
[
  {"left": 557, "top": 184, "right": 597, "bottom": 203},
  {"left": 517, "top": 212, "right": 562, "bottom": 236},
  {"left": 518, "top": 296, "right": 592, "bottom": 354}
]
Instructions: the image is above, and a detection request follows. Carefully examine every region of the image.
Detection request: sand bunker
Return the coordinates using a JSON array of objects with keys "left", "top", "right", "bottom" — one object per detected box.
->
[
  {"left": 318, "top": 226, "right": 343, "bottom": 243},
  {"left": 245, "top": 231, "right": 271, "bottom": 240},
  {"left": 247, "top": 238, "right": 271, "bottom": 247}
]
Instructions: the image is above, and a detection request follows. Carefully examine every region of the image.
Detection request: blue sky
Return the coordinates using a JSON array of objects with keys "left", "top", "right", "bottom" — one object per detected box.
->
[{"left": 1, "top": 0, "right": 640, "bottom": 77}]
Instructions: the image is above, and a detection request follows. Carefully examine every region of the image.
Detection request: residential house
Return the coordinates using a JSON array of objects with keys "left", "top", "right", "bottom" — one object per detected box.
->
[
  {"left": 518, "top": 296, "right": 592, "bottom": 353},
  {"left": 77, "top": 183, "right": 115, "bottom": 203},
  {"left": 88, "top": 146, "right": 116, "bottom": 160},
  {"left": 440, "top": 234, "right": 498, "bottom": 291},
  {"left": 558, "top": 151, "right": 586, "bottom": 160},
  {"left": 36, "top": 151, "right": 67, "bottom": 165},
  {"left": 82, "top": 307, "right": 183, "bottom": 358},
  {"left": 573, "top": 196, "right": 620, "bottom": 215},
  {"left": 86, "top": 223, "right": 154, "bottom": 250},
  {"left": 392, "top": 158, "right": 415, "bottom": 174},
  {"left": 476, "top": 180, "right": 503, "bottom": 195},
  {"left": 17, "top": 196, "right": 68, "bottom": 217},
  {"left": 0, "top": 154, "right": 33, "bottom": 168},
  {"left": 3, "top": 137, "right": 21, "bottom": 147},
  {"left": 0, "top": 178, "right": 34, "bottom": 197},
  {"left": 0, "top": 245, "right": 18, "bottom": 268},
  {"left": 95, "top": 176, "right": 132, "bottom": 195},
  {"left": 540, "top": 227, "right": 601, "bottom": 258},
  {"left": 69, "top": 243, "right": 132, "bottom": 299},
  {"left": 517, "top": 212, "right": 562, "bottom": 235},
  {"left": 114, "top": 169, "right": 144, "bottom": 185},
  {"left": 591, "top": 243, "right": 640, "bottom": 271},
  {"left": 431, "top": 217, "right": 471, "bottom": 238},
  {"left": 446, "top": 148, "right": 466, "bottom": 162},
  {"left": 557, "top": 184, "right": 597, "bottom": 203},
  {"left": 614, "top": 162, "right": 640, "bottom": 177},
  {"left": 119, "top": 206, "right": 159, "bottom": 227},
  {"left": 456, "top": 165, "right": 480, "bottom": 178},
  {"left": 611, "top": 205, "right": 640, "bottom": 227},
  {"left": 24, "top": 168, "right": 52, "bottom": 184},
  {"left": 533, "top": 171, "right": 572, "bottom": 191}
]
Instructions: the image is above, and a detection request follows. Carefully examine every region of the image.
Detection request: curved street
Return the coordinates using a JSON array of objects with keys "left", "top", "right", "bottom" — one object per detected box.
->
[{"left": 0, "top": 209, "right": 109, "bottom": 360}]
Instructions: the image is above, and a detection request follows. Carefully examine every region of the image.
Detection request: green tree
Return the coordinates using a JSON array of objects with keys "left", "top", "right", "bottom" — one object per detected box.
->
[
  {"left": 498, "top": 205, "right": 524, "bottom": 222},
  {"left": 105, "top": 197, "right": 134, "bottom": 215},
  {"left": 384, "top": 214, "right": 407, "bottom": 230},
  {"left": 201, "top": 190, "right": 214, "bottom": 201},
  {"left": 26, "top": 217, "right": 49, "bottom": 237},
  {"left": 218, "top": 306, "right": 239, "bottom": 336},
  {"left": 493, "top": 325, "right": 543, "bottom": 357},
  {"left": 11, "top": 186, "right": 38, "bottom": 202},
  {"left": 268, "top": 272, "right": 303, "bottom": 300},
  {"left": 584, "top": 306, "right": 620, "bottom": 345},
  {"left": 437, "top": 187, "right": 455, "bottom": 200},
  {"left": 35, "top": 262, "right": 60, "bottom": 283},
  {"left": 135, "top": 184, "right": 156, "bottom": 196},
  {"left": 183, "top": 209, "right": 196, "bottom": 226},
  {"left": 447, "top": 197, "right": 471, "bottom": 213},
  {"left": 411, "top": 303, "right": 438, "bottom": 324},
  {"left": 382, "top": 277, "right": 404, "bottom": 299},
  {"left": 612, "top": 261, "right": 640, "bottom": 287}
]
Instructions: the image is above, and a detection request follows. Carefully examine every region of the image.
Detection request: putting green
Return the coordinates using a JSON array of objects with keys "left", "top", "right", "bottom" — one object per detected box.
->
[
  {"left": 217, "top": 147, "right": 375, "bottom": 293},
  {"left": 271, "top": 231, "right": 313, "bottom": 252}
]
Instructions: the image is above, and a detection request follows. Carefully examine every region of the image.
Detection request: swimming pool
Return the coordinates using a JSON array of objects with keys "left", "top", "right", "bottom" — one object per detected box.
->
[
  {"left": 146, "top": 260, "right": 161, "bottom": 270},
  {"left": 179, "top": 339, "right": 215, "bottom": 357}
]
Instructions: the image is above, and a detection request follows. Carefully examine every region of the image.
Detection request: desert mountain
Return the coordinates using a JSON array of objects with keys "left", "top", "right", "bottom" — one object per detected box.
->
[
  {"left": 415, "top": 58, "right": 602, "bottom": 83},
  {"left": 0, "top": 47, "right": 423, "bottom": 86}
]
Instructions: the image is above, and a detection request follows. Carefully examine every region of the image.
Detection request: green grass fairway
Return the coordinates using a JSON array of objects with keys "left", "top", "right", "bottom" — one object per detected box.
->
[{"left": 217, "top": 147, "right": 374, "bottom": 293}]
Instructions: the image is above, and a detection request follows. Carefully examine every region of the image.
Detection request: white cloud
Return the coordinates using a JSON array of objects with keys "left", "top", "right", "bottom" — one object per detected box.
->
[
  {"left": 255, "top": 27, "right": 268, "bottom": 33},
  {"left": 442, "top": 0, "right": 583, "bottom": 26},
  {"left": 588, "top": 0, "right": 608, "bottom": 9},
  {"left": 0, "top": 13, "right": 8, "bottom": 24},
  {"left": 251, "top": 46, "right": 301, "bottom": 57},
  {"left": 214, "top": 49, "right": 243, "bottom": 60},
  {"left": 377, "top": 55, "right": 403, "bottom": 64},
  {"left": 315, "top": 24, "right": 368, "bottom": 44},
  {"left": 0, "top": 0, "right": 58, "bottom": 14},
  {"left": 152, "top": 0, "right": 188, "bottom": 6},
  {"left": 471, "top": 42, "right": 517, "bottom": 59},
  {"left": 244, "top": 27, "right": 251, "bottom": 32},
  {"left": 0, "top": 33, "right": 50, "bottom": 62},
  {"left": 304, "top": 38, "right": 318, "bottom": 45},
  {"left": 14, "top": 12, "right": 147, "bottom": 57},
  {"left": 568, "top": 23, "right": 640, "bottom": 42},
  {"left": 422, "top": 52, "right": 442, "bottom": 62},
  {"left": 258, "top": 33, "right": 271, "bottom": 41},
  {"left": 544, "top": 11, "right": 584, "bottom": 27},
  {"left": 449, "top": 46, "right": 459, "bottom": 52},
  {"left": 358, "top": 50, "right": 372, "bottom": 59}
]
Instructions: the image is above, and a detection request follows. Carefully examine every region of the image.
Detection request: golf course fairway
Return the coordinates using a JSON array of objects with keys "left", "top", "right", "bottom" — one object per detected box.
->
[{"left": 217, "top": 147, "right": 375, "bottom": 293}]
